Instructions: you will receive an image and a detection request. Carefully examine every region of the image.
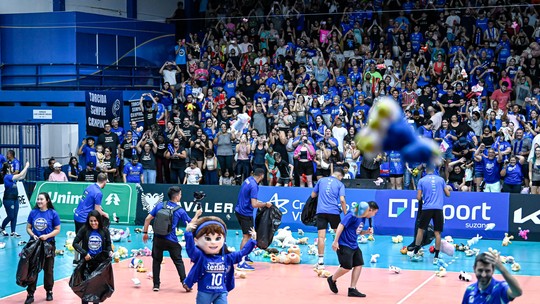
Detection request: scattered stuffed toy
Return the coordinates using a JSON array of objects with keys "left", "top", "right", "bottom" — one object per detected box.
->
[
  {"left": 358, "top": 235, "right": 368, "bottom": 244},
  {"left": 467, "top": 234, "right": 482, "bottom": 247},
  {"left": 367, "top": 234, "right": 375, "bottom": 241},
  {"left": 389, "top": 266, "right": 401, "bottom": 274},
  {"left": 518, "top": 227, "right": 529, "bottom": 240},
  {"left": 287, "top": 246, "right": 300, "bottom": 255},
  {"left": 502, "top": 233, "right": 514, "bottom": 246},
  {"left": 314, "top": 268, "right": 332, "bottom": 278},
  {"left": 297, "top": 237, "right": 309, "bottom": 245},
  {"left": 370, "top": 254, "right": 380, "bottom": 263},
  {"left": 288, "top": 253, "right": 300, "bottom": 264},
  {"left": 511, "top": 262, "right": 521, "bottom": 272},
  {"left": 234, "top": 270, "right": 247, "bottom": 279},
  {"left": 297, "top": 229, "right": 304, "bottom": 236},
  {"left": 392, "top": 235, "right": 403, "bottom": 243},
  {"left": 307, "top": 245, "right": 317, "bottom": 255},
  {"left": 459, "top": 271, "right": 472, "bottom": 282},
  {"left": 400, "top": 246, "right": 408, "bottom": 255},
  {"left": 436, "top": 267, "right": 447, "bottom": 277},
  {"left": 465, "top": 249, "right": 480, "bottom": 257},
  {"left": 440, "top": 240, "right": 455, "bottom": 257},
  {"left": 444, "top": 236, "right": 454, "bottom": 243}
]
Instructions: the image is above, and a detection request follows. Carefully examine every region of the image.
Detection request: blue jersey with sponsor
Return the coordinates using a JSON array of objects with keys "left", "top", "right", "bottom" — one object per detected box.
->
[
  {"left": 74, "top": 184, "right": 103, "bottom": 223},
  {"left": 87, "top": 230, "right": 103, "bottom": 256},
  {"left": 175, "top": 45, "right": 187, "bottom": 65},
  {"left": 82, "top": 145, "right": 97, "bottom": 165},
  {"left": 150, "top": 201, "right": 191, "bottom": 243},
  {"left": 388, "top": 151, "right": 404, "bottom": 175},
  {"left": 418, "top": 174, "right": 446, "bottom": 210},
  {"left": 224, "top": 80, "right": 237, "bottom": 98},
  {"left": 123, "top": 162, "right": 144, "bottom": 183},
  {"left": 235, "top": 176, "right": 259, "bottom": 216},
  {"left": 503, "top": 163, "right": 522, "bottom": 185},
  {"left": 27, "top": 209, "right": 61, "bottom": 242},
  {"left": 483, "top": 157, "right": 501, "bottom": 183},
  {"left": 338, "top": 213, "right": 367, "bottom": 250},
  {"left": 462, "top": 278, "right": 510, "bottom": 304},
  {"left": 313, "top": 176, "right": 345, "bottom": 215},
  {"left": 9, "top": 158, "right": 20, "bottom": 172}
]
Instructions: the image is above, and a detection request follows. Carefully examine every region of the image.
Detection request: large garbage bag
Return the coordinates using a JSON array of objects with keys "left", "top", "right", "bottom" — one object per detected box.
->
[
  {"left": 301, "top": 195, "right": 318, "bottom": 227},
  {"left": 70, "top": 254, "right": 115, "bottom": 303},
  {"left": 16, "top": 240, "right": 43, "bottom": 287},
  {"left": 407, "top": 200, "right": 435, "bottom": 250},
  {"left": 255, "top": 205, "right": 282, "bottom": 249}
]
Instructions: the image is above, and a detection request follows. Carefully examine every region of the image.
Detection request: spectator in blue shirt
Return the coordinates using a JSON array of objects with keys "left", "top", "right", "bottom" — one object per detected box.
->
[
  {"left": 6, "top": 150, "right": 20, "bottom": 174},
  {"left": 326, "top": 201, "right": 379, "bottom": 298},
  {"left": 462, "top": 252, "right": 522, "bottom": 304},
  {"left": 123, "top": 157, "right": 144, "bottom": 183},
  {"left": 474, "top": 144, "right": 503, "bottom": 192}
]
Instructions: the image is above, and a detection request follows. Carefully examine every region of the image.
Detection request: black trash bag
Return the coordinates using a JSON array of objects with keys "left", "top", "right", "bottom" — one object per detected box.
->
[
  {"left": 255, "top": 205, "right": 282, "bottom": 249},
  {"left": 406, "top": 200, "right": 436, "bottom": 250},
  {"left": 70, "top": 255, "right": 115, "bottom": 303},
  {"left": 301, "top": 195, "right": 318, "bottom": 227},
  {"left": 16, "top": 240, "right": 45, "bottom": 287}
]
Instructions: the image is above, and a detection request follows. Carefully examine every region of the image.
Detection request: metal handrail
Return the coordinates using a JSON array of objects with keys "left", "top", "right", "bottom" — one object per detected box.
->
[{"left": 0, "top": 63, "right": 162, "bottom": 90}]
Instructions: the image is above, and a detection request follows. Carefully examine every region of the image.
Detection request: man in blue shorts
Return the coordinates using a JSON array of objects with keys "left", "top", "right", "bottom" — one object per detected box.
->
[
  {"left": 234, "top": 168, "right": 272, "bottom": 271},
  {"left": 311, "top": 168, "right": 348, "bottom": 270},
  {"left": 412, "top": 166, "right": 450, "bottom": 263},
  {"left": 73, "top": 172, "right": 109, "bottom": 265},
  {"left": 326, "top": 201, "right": 379, "bottom": 297},
  {"left": 462, "top": 252, "right": 522, "bottom": 303}
]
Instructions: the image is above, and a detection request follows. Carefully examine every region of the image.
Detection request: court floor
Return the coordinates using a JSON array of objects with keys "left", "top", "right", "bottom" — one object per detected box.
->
[{"left": 0, "top": 223, "right": 538, "bottom": 303}]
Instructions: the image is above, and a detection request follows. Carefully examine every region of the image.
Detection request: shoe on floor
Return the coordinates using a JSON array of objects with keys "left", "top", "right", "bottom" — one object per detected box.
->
[
  {"left": 410, "top": 254, "right": 423, "bottom": 262},
  {"left": 327, "top": 276, "right": 338, "bottom": 294},
  {"left": 11, "top": 232, "right": 21, "bottom": 238},
  {"left": 237, "top": 261, "right": 255, "bottom": 271},
  {"left": 348, "top": 288, "right": 366, "bottom": 297},
  {"left": 315, "top": 263, "right": 325, "bottom": 270},
  {"left": 46, "top": 291, "right": 53, "bottom": 301},
  {"left": 245, "top": 255, "right": 254, "bottom": 265},
  {"left": 433, "top": 258, "right": 439, "bottom": 265},
  {"left": 153, "top": 285, "right": 160, "bottom": 292},
  {"left": 0, "top": 229, "right": 8, "bottom": 237},
  {"left": 24, "top": 294, "right": 34, "bottom": 304},
  {"left": 182, "top": 283, "right": 192, "bottom": 292}
]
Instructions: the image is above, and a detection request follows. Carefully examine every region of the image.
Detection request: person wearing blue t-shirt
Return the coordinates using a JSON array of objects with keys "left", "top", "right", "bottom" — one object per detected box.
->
[
  {"left": 72, "top": 210, "right": 113, "bottom": 304},
  {"left": 1, "top": 161, "right": 29, "bottom": 237},
  {"left": 122, "top": 157, "right": 144, "bottom": 184},
  {"left": 24, "top": 192, "right": 61, "bottom": 304},
  {"left": 142, "top": 186, "right": 202, "bottom": 292},
  {"left": 73, "top": 173, "right": 109, "bottom": 265},
  {"left": 6, "top": 150, "right": 21, "bottom": 174},
  {"left": 311, "top": 168, "right": 347, "bottom": 270},
  {"left": 234, "top": 168, "right": 271, "bottom": 271},
  {"left": 78, "top": 137, "right": 97, "bottom": 167},
  {"left": 474, "top": 144, "right": 503, "bottom": 192},
  {"left": 388, "top": 150, "right": 404, "bottom": 190},
  {"left": 412, "top": 166, "right": 451, "bottom": 263},
  {"left": 184, "top": 216, "right": 257, "bottom": 304},
  {"left": 462, "top": 252, "right": 522, "bottom": 304},
  {"left": 326, "top": 201, "right": 379, "bottom": 298},
  {"left": 501, "top": 155, "right": 525, "bottom": 193}
]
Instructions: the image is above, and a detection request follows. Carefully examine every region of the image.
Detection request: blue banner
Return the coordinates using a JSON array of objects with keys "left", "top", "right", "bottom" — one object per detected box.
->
[
  {"left": 258, "top": 186, "right": 376, "bottom": 232},
  {"left": 86, "top": 91, "right": 123, "bottom": 136},
  {"left": 375, "top": 190, "right": 509, "bottom": 239}
]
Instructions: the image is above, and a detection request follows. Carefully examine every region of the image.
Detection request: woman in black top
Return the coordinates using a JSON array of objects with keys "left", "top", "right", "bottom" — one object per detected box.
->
[
  {"left": 155, "top": 134, "right": 170, "bottom": 184},
  {"left": 136, "top": 133, "right": 158, "bottom": 184},
  {"left": 68, "top": 157, "right": 83, "bottom": 182}
]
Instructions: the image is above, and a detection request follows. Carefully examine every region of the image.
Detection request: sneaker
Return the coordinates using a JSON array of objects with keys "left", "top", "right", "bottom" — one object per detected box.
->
[
  {"left": 410, "top": 254, "right": 423, "bottom": 262},
  {"left": 327, "top": 276, "right": 338, "bottom": 294},
  {"left": 348, "top": 288, "right": 366, "bottom": 298},
  {"left": 315, "top": 263, "right": 325, "bottom": 270},
  {"left": 182, "top": 282, "right": 192, "bottom": 292},
  {"left": 24, "top": 295, "right": 34, "bottom": 304},
  {"left": 11, "top": 232, "right": 21, "bottom": 238},
  {"left": 153, "top": 285, "right": 160, "bottom": 292},
  {"left": 237, "top": 262, "right": 255, "bottom": 271},
  {"left": 46, "top": 291, "right": 53, "bottom": 301},
  {"left": 0, "top": 229, "right": 8, "bottom": 237},
  {"left": 433, "top": 258, "right": 439, "bottom": 265},
  {"left": 245, "top": 256, "right": 254, "bottom": 265}
]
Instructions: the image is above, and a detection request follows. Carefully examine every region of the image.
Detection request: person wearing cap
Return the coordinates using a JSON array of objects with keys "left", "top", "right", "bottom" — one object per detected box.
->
[
  {"left": 411, "top": 166, "right": 451, "bottom": 263},
  {"left": 78, "top": 137, "right": 97, "bottom": 167},
  {"left": 326, "top": 200, "right": 379, "bottom": 298},
  {"left": 43, "top": 157, "right": 56, "bottom": 181},
  {"left": 123, "top": 156, "right": 144, "bottom": 184},
  {"left": 47, "top": 162, "right": 68, "bottom": 182},
  {"left": 77, "top": 161, "right": 98, "bottom": 182}
]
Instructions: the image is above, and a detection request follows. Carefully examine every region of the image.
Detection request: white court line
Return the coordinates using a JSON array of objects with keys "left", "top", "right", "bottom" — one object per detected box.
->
[{"left": 396, "top": 273, "right": 436, "bottom": 304}]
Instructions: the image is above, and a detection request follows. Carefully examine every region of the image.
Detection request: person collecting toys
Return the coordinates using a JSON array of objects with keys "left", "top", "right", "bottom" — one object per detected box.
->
[
  {"left": 184, "top": 216, "right": 257, "bottom": 304},
  {"left": 326, "top": 201, "right": 379, "bottom": 298}
]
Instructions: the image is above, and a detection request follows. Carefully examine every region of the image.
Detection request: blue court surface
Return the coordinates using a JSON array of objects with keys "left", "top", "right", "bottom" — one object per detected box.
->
[{"left": 1, "top": 222, "right": 538, "bottom": 299}]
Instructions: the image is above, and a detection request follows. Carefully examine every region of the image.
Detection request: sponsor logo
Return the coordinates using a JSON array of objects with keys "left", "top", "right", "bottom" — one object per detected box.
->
[
  {"left": 105, "top": 193, "right": 121, "bottom": 206},
  {"left": 206, "top": 262, "right": 226, "bottom": 273},
  {"left": 141, "top": 192, "right": 164, "bottom": 212},
  {"left": 141, "top": 191, "right": 234, "bottom": 214},
  {"left": 388, "top": 198, "right": 492, "bottom": 228},
  {"left": 88, "top": 235, "right": 102, "bottom": 250},
  {"left": 513, "top": 208, "right": 540, "bottom": 225},
  {"left": 33, "top": 218, "right": 48, "bottom": 231},
  {"left": 48, "top": 191, "right": 84, "bottom": 204}
]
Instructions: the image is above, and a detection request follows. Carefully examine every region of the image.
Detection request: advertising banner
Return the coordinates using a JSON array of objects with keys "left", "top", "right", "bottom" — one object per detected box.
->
[
  {"left": 30, "top": 182, "right": 137, "bottom": 224},
  {"left": 137, "top": 184, "right": 241, "bottom": 229},
  {"left": 85, "top": 91, "right": 123, "bottom": 136},
  {"left": 257, "top": 186, "right": 376, "bottom": 232},
  {"left": 375, "top": 190, "right": 509, "bottom": 239},
  {"left": 509, "top": 194, "right": 540, "bottom": 241},
  {"left": 0, "top": 182, "right": 32, "bottom": 227}
]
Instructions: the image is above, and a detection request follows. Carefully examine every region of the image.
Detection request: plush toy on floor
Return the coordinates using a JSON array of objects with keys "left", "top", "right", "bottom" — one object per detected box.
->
[
  {"left": 465, "top": 249, "right": 480, "bottom": 257},
  {"left": 440, "top": 240, "right": 455, "bottom": 257},
  {"left": 511, "top": 262, "right": 521, "bottom": 272},
  {"left": 370, "top": 254, "right": 380, "bottom": 263},
  {"left": 502, "top": 233, "right": 514, "bottom": 246},
  {"left": 389, "top": 266, "right": 401, "bottom": 274},
  {"left": 288, "top": 253, "right": 301, "bottom": 264},
  {"left": 367, "top": 234, "right": 375, "bottom": 241},
  {"left": 400, "top": 246, "right": 408, "bottom": 255},
  {"left": 314, "top": 268, "right": 332, "bottom": 278},
  {"left": 436, "top": 267, "right": 447, "bottom": 277},
  {"left": 0, "top": 242, "right": 6, "bottom": 249},
  {"left": 436, "top": 259, "right": 449, "bottom": 268},
  {"left": 234, "top": 270, "right": 247, "bottom": 279},
  {"left": 288, "top": 245, "right": 301, "bottom": 255},
  {"left": 444, "top": 236, "right": 454, "bottom": 244},
  {"left": 459, "top": 271, "right": 472, "bottom": 282},
  {"left": 392, "top": 235, "right": 403, "bottom": 243},
  {"left": 518, "top": 227, "right": 529, "bottom": 240},
  {"left": 297, "top": 229, "right": 304, "bottom": 236},
  {"left": 297, "top": 237, "right": 309, "bottom": 245},
  {"left": 307, "top": 245, "right": 317, "bottom": 255}
]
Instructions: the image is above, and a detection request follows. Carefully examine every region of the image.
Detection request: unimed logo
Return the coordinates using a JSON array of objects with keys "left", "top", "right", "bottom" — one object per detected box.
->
[
  {"left": 49, "top": 191, "right": 83, "bottom": 204},
  {"left": 513, "top": 208, "right": 540, "bottom": 224}
]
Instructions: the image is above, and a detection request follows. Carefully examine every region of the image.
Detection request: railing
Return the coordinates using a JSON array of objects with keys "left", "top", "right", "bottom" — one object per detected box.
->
[{"left": 0, "top": 63, "right": 162, "bottom": 90}]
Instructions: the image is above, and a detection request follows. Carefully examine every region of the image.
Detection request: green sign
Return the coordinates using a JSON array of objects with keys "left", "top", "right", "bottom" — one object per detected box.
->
[{"left": 31, "top": 182, "right": 137, "bottom": 224}]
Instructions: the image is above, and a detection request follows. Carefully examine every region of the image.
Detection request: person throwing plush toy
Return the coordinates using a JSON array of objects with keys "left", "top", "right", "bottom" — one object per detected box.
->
[
  {"left": 184, "top": 216, "right": 257, "bottom": 304},
  {"left": 327, "top": 201, "right": 379, "bottom": 298}
]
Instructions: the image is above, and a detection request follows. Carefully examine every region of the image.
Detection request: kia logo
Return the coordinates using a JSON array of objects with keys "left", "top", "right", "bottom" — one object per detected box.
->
[{"left": 513, "top": 208, "right": 540, "bottom": 225}]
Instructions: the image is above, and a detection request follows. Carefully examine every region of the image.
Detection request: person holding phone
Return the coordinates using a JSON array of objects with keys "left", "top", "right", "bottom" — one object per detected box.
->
[{"left": 0, "top": 161, "right": 29, "bottom": 237}]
